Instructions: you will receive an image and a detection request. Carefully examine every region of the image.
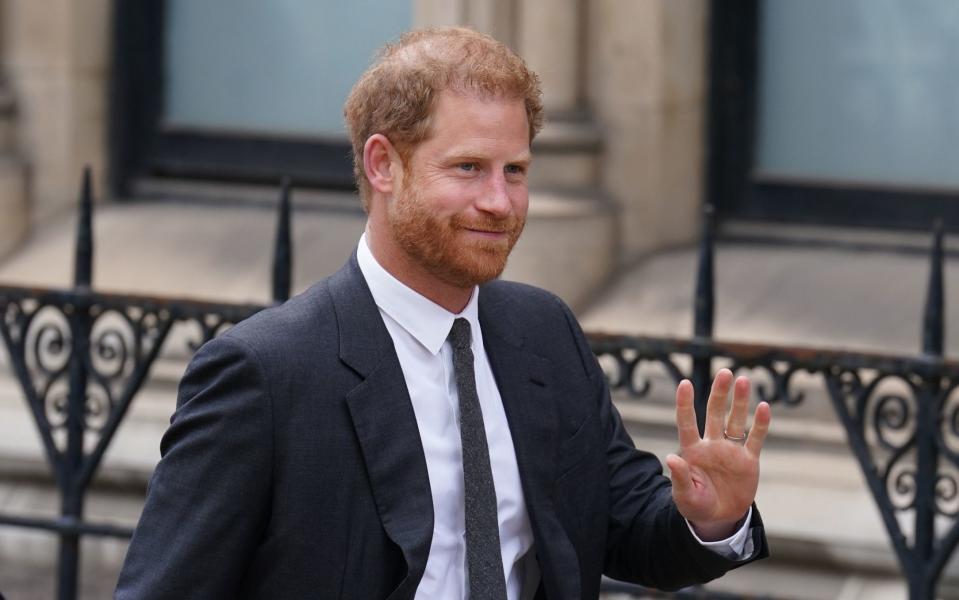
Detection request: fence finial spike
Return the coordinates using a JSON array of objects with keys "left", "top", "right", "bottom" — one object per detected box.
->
[
  {"left": 922, "top": 218, "right": 945, "bottom": 356},
  {"left": 271, "top": 176, "right": 293, "bottom": 304},
  {"left": 693, "top": 203, "right": 716, "bottom": 339},
  {"left": 691, "top": 203, "right": 717, "bottom": 434},
  {"left": 74, "top": 166, "right": 94, "bottom": 288}
]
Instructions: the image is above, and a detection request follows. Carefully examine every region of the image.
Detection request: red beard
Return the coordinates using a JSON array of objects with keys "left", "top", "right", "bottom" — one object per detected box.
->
[{"left": 388, "top": 183, "right": 525, "bottom": 289}]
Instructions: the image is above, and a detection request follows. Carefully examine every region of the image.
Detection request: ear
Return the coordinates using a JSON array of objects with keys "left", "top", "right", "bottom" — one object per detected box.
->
[{"left": 363, "top": 134, "right": 402, "bottom": 195}]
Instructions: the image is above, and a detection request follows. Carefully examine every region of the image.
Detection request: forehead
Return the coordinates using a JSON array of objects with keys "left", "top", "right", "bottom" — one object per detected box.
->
[{"left": 419, "top": 90, "right": 530, "bottom": 157}]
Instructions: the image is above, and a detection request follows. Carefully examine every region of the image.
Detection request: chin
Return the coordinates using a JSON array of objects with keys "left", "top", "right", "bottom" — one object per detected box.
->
[{"left": 446, "top": 255, "right": 510, "bottom": 287}]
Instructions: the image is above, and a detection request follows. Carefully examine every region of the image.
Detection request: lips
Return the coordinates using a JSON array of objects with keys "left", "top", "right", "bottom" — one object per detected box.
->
[
  {"left": 455, "top": 219, "right": 515, "bottom": 235},
  {"left": 450, "top": 215, "right": 524, "bottom": 249},
  {"left": 466, "top": 227, "right": 508, "bottom": 235},
  {"left": 460, "top": 228, "right": 513, "bottom": 246}
]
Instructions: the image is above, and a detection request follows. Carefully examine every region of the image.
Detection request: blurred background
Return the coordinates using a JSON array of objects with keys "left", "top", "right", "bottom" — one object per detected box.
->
[{"left": 1, "top": 0, "right": 959, "bottom": 598}]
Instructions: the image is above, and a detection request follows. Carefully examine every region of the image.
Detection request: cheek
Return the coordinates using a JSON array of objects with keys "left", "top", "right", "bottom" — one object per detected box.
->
[
  {"left": 430, "top": 180, "right": 480, "bottom": 212},
  {"left": 511, "top": 189, "right": 530, "bottom": 218}
]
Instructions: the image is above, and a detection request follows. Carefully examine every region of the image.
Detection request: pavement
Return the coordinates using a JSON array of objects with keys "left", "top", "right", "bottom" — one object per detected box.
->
[{"left": 2, "top": 201, "right": 957, "bottom": 598}]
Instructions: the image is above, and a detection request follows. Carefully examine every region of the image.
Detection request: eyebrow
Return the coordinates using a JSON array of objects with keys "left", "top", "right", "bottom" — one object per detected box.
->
[{"left": 444, "top": 149, "right": 532, "bottom": 164}]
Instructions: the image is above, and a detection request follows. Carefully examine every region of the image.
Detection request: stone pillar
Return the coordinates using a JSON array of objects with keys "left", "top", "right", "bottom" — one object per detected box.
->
[
  {"left": 587, "top": 0, "right": 708, "bottom": 262},
  {"left": 516, "top": 0, "right": 580, "bottom": 114},
  {"left": 0, "top": 5, "right": 28, "bottom": 260},
  {"left": 415, "top": 0, "right": 465, "bottom": 27},
  {"left": 2, "top": 0, "right": 110, "bottom": 229},
  {"left": 416, "top": 0, "right": 516, "bottom": 48}
]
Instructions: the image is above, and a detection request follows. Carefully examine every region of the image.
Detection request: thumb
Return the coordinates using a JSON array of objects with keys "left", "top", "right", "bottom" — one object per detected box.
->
[{"left": 666, "top": 453, "right": 692, "bottom": 497}]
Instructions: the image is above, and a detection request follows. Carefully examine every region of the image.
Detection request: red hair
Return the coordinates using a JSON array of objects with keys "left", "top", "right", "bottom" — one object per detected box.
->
[{"left": 344, "top": 27, "right": 544, "bottom": 209}]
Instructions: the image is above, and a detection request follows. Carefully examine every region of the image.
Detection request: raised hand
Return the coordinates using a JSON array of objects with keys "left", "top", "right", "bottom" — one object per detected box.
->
[{"left": 665, "top": 369, "right": 771, "bottom": 541}]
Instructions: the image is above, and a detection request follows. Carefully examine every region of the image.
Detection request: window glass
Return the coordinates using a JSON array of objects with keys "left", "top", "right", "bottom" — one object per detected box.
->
[
  {"left": 164, "top": 0, "right": 413, "bottom": 138},
  {"left": 756, "top": 0, "right": 959, "bottom": 189}
]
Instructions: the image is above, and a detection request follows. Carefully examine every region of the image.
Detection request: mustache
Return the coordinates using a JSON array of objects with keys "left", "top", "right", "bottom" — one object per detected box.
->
[{"left": 450, "top": 215, "right": 522, "bottom": 233}]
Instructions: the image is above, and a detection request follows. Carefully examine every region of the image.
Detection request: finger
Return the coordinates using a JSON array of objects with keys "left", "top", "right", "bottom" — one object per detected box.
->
[
  {"left": 745, "top": 401, "right": 772, "bottom": 456},
  {"left": 724, "top": 376, "right": 751, "bottom": 439},
  {"left": 704, "top": 369, "right": 733, "bottom": 440},
  {"left": 666, "top": 453, "right": 692, "bottom": 497},
  {"left": 675, "top": 379, "right": 700, "bottom": 449}
]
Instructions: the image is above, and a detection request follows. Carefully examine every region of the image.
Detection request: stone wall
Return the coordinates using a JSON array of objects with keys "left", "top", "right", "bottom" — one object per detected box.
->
[
  {"left": 588, "top": 0, "right": 708, "bottom": 263},
  {"left": 0, "top": 0, "right": 111, "bottom": 255},
  {"left": 0, "top": 0, "right": 711, "bottom": 300}
]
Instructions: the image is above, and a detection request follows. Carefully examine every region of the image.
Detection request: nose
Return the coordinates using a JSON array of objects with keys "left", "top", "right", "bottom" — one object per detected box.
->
[{"left": 476, "top": 170, "right": 512, "bottom": 217}]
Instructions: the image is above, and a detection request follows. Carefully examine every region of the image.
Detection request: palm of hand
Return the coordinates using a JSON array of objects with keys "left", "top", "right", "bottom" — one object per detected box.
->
[{"left": 665, "top": 370, "right": 771, "bottom": 538}]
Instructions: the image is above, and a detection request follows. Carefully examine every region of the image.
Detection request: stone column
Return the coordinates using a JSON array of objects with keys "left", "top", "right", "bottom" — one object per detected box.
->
[
  {"left": 0, "top": 5, "right": 28, "bottom": 261},
  {"left": 516, "top": 0, "right": 580, "bottom": 114},
  {"left": 416, "top": 0, "right": 516, "bottom": 48},
  {"left": 588, "top": 0, "right": 708, "bottom": 261},
  {"left": 415, "top": 0, "right": 465, "bottom": 27},
  {"left": 2, "top": 0, "right": 110, "bottom": 231}
]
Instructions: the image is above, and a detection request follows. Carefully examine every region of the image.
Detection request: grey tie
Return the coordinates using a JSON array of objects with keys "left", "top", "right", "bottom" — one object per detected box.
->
[{"left": 448, "top": 318, "right": 508, "bottom": 599}]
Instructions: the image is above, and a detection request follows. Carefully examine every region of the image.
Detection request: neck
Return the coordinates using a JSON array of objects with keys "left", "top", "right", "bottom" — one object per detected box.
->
[{"left": 364, "top": 221, "right": 474, "bottom": 314}]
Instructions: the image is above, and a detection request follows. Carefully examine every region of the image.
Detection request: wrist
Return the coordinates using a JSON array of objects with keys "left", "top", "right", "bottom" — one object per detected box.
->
[{"left": 690, "top": 512, "right": 748, "bottom": 542}]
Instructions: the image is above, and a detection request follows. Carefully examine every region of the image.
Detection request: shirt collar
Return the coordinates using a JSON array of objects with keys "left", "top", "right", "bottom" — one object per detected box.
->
[{"left": 357, "top": 233, "right": 480, "bottom": 356}]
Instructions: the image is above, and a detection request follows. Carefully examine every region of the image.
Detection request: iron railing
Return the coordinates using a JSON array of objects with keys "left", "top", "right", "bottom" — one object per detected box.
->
[
  {"left": 591, "top": 209, "right": 956, "bottom": 600},
  {"left": 0, "top": 169, "right": 953, "bottom": 599},
  {"left": 0, "top": 170, "right": 282, "bottom": 599}
]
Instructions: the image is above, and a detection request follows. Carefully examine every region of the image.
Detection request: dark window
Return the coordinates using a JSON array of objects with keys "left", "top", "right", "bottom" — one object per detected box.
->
[
  {"left": 709, "top": 0, "right": 959, "bottom": 230},
  {"left": 110, "top": 0, "right": 412, "bottom": 197}
]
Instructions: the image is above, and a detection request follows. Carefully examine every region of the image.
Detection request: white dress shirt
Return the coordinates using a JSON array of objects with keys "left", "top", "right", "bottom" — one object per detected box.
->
[
  {"left": 356, "top": 234, "right": 751, "bottom": 598},
  {"left": 358, "top": 235, "right": 536, "bottom": 599}
]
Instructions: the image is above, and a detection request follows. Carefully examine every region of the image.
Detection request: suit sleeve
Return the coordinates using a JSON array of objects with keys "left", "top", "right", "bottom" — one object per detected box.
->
[
  {"left": 556, "top": 300, "right": 769, "bottom": 590},
  {"left": 115, "top": 333, "right": 274, "bottom": 599}
]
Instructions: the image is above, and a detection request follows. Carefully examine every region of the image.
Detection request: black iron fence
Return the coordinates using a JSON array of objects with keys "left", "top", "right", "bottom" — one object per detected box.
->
[
  {"left": 592, "top": 210, "right": 957, "bottom": 600},
  {"left": 0, "top": 170, "right": 953, "bottom": 599}
]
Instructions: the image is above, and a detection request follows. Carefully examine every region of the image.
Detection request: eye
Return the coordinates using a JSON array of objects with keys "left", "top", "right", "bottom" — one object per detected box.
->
[
  {"left": 505, "top": 164, "right": 526, "bottom": 175},
  {"left": 458, "top": 163, "right": 478, "bottom": 172}
]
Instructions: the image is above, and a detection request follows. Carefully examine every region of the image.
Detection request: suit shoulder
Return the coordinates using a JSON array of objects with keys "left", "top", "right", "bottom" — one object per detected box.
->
[
  {"left": 482, "top": 278, "right": 569, "bottom": 310},
  {"left": 213, "top": 278, "right": 336, "bottom": 360},
  {"left": 481, "top": 279, "right": 574, "bottom": 325},
  {"left": 482, "top": 279, "right": 599, "bottom": 380}
]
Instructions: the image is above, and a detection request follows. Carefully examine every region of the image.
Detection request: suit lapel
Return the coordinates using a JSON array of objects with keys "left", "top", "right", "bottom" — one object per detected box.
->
[
  {"left": 479, "top": 286, "right": 582, "bottom": 599},
  {"left": 330, "top": 255, "right": 433, "bottom": 599}
]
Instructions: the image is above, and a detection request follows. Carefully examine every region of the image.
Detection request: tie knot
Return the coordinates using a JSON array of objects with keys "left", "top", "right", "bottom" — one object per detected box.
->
[{"left": 448, "top": 318, "right": 472, "bottom": 351}]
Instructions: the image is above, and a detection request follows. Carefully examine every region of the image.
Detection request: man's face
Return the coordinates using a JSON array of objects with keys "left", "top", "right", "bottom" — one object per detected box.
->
[{"left": 387, "top": 90, "right": 531, "bottom": 289}]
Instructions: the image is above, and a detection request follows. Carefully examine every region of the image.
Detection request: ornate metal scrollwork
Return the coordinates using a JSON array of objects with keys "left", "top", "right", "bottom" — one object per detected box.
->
[
  {"left": 12, "top": 303, "right": 74, "bottom": 450},
  {"left": 25, "top": 306, "right": 72, "bottom": 375},
  {"left": 2, "top": 297, "right": 36, "bottom": 343},
  {"left": 81, "top": 305, "right": 173, "bottom": 435},
  {"left": 870, "top": 392, "right": 916, "bottom": 452},
  {"left": 0, "top": 294, "right": 183, "bottom": 456},
  {"left": 831, "top": 371, "right": 921, "bottom": 512},
  {"left": 938, "top": 382, "right": 959, "bottom": 464},
  {"left": 84, "top": 309, "right": 135, "bottom": 430},
  {"left": 932, "top": 381, "right": 959, "bottom": 519},
  {"left": 726, "top": 360, "right": 809, "bottom": 406},
  {"left": 92, "top": 327, "right": 129, "bottom": 380},
  {"left": 935, "top": 471, "right": 959, "bottom": 518},
  {"left": 596, "top": 348, "right": 684, "bottom": 400},
  {"left": 44, "top": 380, "right": 70, "bottom": 431},
  {"left": 887, "top": 456, "right": 919, "bottom": 511}
]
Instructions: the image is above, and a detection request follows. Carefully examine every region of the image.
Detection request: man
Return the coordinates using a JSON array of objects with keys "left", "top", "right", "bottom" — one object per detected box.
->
[{"left": 116, "top": 27, "right": 770, "bottom": 599}]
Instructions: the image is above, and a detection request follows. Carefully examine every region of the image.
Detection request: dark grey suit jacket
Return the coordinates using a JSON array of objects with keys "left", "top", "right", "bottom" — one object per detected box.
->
[{"left": 115, "top": 255, "right": 767, "bottom": 599}]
